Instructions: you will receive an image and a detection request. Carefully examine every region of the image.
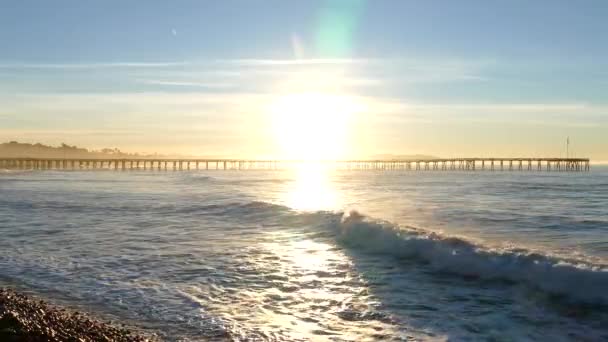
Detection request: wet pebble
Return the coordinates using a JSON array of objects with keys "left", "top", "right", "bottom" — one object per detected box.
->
[{"left": 0, "top": 288, "right": 153, "bottom": 341}]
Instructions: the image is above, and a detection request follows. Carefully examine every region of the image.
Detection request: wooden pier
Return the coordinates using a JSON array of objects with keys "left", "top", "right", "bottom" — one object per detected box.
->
[{"left": 0, "top": 158, "right": 591, "bottom": 172}]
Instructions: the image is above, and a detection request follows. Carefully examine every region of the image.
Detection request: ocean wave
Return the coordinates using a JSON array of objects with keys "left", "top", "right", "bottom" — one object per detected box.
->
[
  {"left": 175, "top": 200, "right": 291, "bottom": 217},
  {"left": 0, "top": 169, "right": 34, "bottom": 176},
  {"left": 187, "top": 199, "right": 608, "bottom": 304},
  {"left": 326, "top": 210, "right": 608, "bottom": 305},
  {"left": 222, "top": 178, "right": 289, "bottom": 185}
]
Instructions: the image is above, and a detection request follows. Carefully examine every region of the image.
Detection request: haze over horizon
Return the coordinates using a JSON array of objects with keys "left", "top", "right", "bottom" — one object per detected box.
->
[{"left": 1, "top": 1, "right": 607, "bottom": 160}]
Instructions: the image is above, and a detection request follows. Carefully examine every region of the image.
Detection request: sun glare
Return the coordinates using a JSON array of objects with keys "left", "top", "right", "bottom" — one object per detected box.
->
[
  {"left": 283, "top": 162, "right": 340, "bottom": 211},
  {"left": 269, "top": 92, "right": 360, "bottom": 160}
]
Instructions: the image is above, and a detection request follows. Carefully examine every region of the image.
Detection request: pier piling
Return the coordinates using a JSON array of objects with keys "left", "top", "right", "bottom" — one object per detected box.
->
[{"left": 0, "top": 158, "right": 591, "bottom": 172}]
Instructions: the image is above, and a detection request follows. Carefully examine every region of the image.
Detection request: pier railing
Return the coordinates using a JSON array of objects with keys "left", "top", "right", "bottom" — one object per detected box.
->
[{"left": 0, "top": 158, "right": 591, "bottom": 172}]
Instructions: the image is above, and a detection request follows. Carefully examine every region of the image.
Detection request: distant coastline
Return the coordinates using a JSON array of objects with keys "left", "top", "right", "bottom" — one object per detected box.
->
[
  {"left": 0, "top": 141, "right": 442, "bottom": 161},
  {"left": 0, "top": 141, "right": 148, "bottom": 159},
  {"left": 0, "top": 141, "right": 185, "bottom": 160},
  {"left": 6, "top": 141, "right": 601, "bottom": 164}
]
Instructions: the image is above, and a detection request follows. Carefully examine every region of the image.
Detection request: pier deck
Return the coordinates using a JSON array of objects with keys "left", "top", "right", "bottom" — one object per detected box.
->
[{"left": 0, "top": 158, "right": 591, "bottom": 172}]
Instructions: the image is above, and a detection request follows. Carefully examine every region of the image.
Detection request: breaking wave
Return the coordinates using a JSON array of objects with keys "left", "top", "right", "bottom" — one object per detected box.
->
[
  {"left": 332, "top": 210, "right": 608, "bottom": 305},
  {"left": 213, "top": 200, "right": 608, "bottom": 305}
]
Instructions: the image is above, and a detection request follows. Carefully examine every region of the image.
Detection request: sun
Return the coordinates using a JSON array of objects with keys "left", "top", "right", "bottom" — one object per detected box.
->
[{"left": 268, "top": 92, "right": 360, "bottom": 160}]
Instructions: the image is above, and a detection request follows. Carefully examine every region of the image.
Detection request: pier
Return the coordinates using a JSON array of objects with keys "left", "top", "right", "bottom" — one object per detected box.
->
[{"left": 0, "top": 158, "right": 591, "bottom": 172}]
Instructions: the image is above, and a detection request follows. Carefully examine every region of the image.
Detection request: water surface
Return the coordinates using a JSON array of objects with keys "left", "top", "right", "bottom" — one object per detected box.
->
[{"left": 1, "top": 167, "right": 607, "bottom": 341}]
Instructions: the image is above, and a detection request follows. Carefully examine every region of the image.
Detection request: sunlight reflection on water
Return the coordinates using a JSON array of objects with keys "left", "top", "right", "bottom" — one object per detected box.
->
[
  {"left": 283, "top": 162, "right": 341, "bottom": 212},
  {"left": 1, "top": 169, "right": 607, "bottom": 340}
]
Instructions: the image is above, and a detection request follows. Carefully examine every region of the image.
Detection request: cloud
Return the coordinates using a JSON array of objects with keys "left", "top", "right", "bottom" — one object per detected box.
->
[
  {"left": 0, "top": 62, "right": 186, "bottom": 69},
  {"left": 217, "top": 58, "right": 370, "bottom": 66},
  {"left": 0, "top": 91, "right": 273, "bottom": 155},
  {"left": 0, "top": 59, "right": 366, "bottom": 70},
  {"left": 138, "top": 79, "right": 234, "bottom": 89},
  {"left": 366, "top": 99, "right": 608, "bottom": 127},
  {"left": 0, "top": 57, "right": 487, "bottom": 87},
  {"left": 404, "top": 103, "right": 598, "bottom": 113},
  {"left": 0, "top": 93, "right": 273, "bottom": 121}
]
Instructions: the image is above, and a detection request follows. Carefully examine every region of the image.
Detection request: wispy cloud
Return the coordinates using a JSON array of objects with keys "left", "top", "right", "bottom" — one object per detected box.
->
[
  {"left": 367, "top": 99, "right": 608, "bottom": 127},
  {"left": 138, "top": 79, "right": 234, "bottom": 89},
  {"left": 405, "top": 103, "right": 600, "bottom": 113},
  {"left": 0, "top": 58, "right": 366, "bottom": 70},
  {"left": 0, "top": 62, "right": 186, "bottom": 69},
  {"left": 0, "top": 57, "right": 488, "bottom": 87},
  {"left": 219, "top": 58, "right": 370, "bottom": 66}
]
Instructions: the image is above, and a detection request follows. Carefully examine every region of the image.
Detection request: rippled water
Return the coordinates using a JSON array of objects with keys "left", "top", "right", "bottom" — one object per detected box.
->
[{"left": 1, "top": 166, "right": 607, "bottom": 341}]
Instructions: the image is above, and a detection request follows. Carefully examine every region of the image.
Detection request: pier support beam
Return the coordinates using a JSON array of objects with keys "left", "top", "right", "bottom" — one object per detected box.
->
[{"left": 0, "top": 158, "right": 591, "bottom": 173}]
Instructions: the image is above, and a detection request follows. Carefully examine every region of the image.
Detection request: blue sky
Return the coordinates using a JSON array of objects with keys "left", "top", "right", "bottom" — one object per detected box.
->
[{"left": 1, "top": 0, "right": 607, "bottom": 159}]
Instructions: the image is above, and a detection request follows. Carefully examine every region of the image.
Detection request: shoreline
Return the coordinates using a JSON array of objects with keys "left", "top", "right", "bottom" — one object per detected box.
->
[{"left": 0, "top": 288, "right": 153, "bottom": 341}]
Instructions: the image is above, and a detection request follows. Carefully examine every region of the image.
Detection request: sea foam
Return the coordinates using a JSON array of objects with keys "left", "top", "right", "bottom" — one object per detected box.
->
[
  {"left": 330, "top": 210, "right": 608, "bottom": 305},
  {"left": 197, "top": 199, "right": 608, "bottom": 305}
]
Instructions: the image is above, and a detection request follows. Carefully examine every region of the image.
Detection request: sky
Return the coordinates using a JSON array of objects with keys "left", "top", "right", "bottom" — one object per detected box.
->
[{"left": 0, "top": 0, "right": 607, "bottom": 160}]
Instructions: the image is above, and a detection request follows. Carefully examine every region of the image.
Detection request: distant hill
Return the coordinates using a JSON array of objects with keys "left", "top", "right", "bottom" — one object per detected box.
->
[
  {"left": 0, "top": 141, "right": 160, "bottom": 159},
  {"left": 370, "top": 154, "right": 440, "bottom": 160}
]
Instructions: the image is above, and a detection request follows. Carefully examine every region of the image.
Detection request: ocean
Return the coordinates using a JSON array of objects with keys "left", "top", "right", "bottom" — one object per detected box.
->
[{"left": 0, "top": 166, "right": 606, "bottom": 341}]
